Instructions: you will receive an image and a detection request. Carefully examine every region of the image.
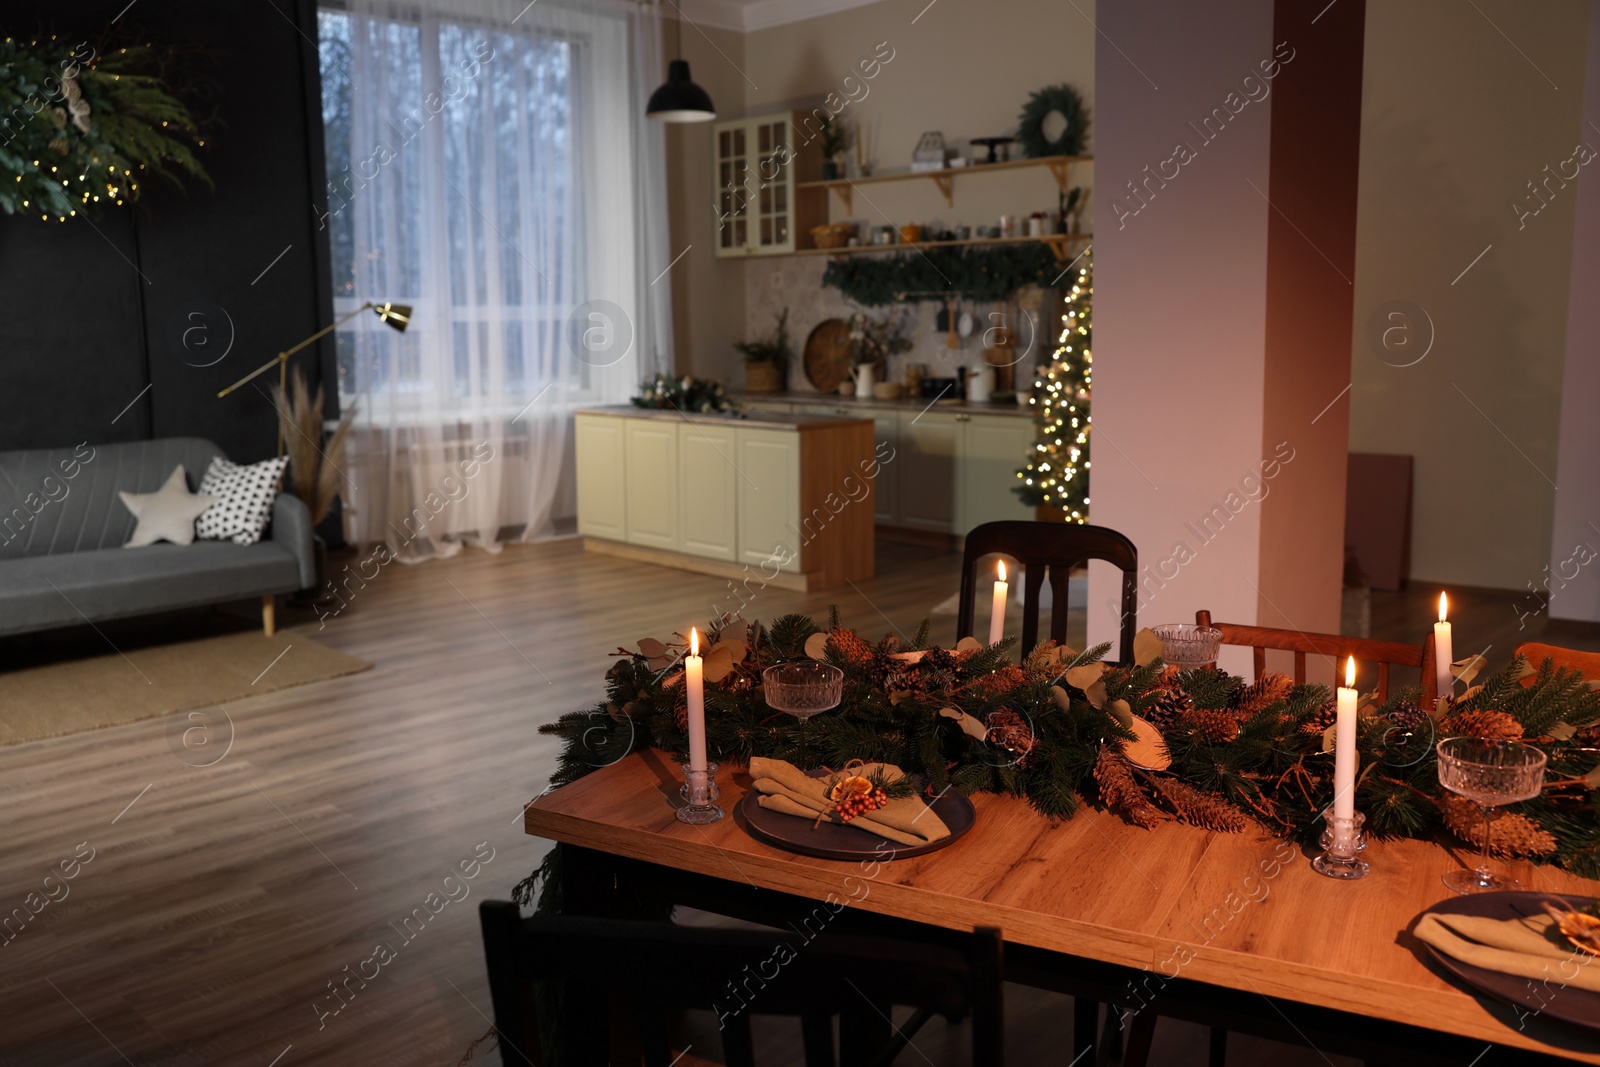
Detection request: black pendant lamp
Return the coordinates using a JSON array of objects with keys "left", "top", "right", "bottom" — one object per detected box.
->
[{"left": 647, "top": 12, "right": 714, "bottom": 123}]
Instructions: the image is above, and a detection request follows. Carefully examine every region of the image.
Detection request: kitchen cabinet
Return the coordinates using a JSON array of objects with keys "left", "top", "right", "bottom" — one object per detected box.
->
[
  {"left": 733, "top": 427, "right": 801, "bottom": 573},
  {"left": 955, "top": 413, "right": 1038, "bottom": 531},
  {"left": 678, "top": 421, "right": 738, "bottom": 561},
  {"left": 899, "top": 411, "right": 959, "bottom": 532},
  {"left": 712, "top": 111, "right": 826, "bottom": 257},
  {"left": 574, "top": 408, "right": 873, "bottom": 590},
  {"left": 574, "top": 414, "right": 626, "bottom": 541},
  {"left": 623, "top": 419, "right": 679, "bottom": 550}
]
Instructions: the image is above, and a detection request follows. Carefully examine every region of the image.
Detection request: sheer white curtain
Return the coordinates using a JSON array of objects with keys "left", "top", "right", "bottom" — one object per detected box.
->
[{"left": 319, "top": 0, "right": 671, "bottom": 560}]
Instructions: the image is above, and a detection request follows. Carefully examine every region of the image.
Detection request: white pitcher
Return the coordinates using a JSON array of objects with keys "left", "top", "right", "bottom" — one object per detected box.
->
[
  {"left": 851, "top": 363, "right": 876, "bottom": 399},
  {"left": 966, "top": 363, "right": 995, "bottom": 404}
]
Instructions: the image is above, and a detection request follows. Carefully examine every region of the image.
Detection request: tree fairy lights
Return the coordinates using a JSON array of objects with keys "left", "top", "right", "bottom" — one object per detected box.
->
[
  {"left": 1015, "top": 256, "right": 1092, "bottom": 521},
  {"left": 0, "top": 37, "right": 209, "bottom": 222}
]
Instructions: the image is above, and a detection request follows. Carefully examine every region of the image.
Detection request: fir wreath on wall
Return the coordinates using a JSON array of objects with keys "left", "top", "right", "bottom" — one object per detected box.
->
[{"left": 0, "top": 35, "right": 210, "bottom": 222}]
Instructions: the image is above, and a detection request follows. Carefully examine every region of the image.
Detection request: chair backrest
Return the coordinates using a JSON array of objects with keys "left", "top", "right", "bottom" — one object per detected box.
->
[
  {"left": 478, "top": 903, "right": 1003, "bottom": 1067},
  {"left": 1512, "top": 642, "right": 1600, "bottom": 684},
  {"left": 0, "top": 437, "right": 225, "bottom": 559},
  {"left": 1195, "top": 609, "right": 1437, "bottom": 708},
  {"left": 957, "top": 521, "right": 1139, "bottom": 663}
]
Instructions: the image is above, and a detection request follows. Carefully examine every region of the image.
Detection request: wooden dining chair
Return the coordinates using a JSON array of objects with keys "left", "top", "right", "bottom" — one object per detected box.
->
[
  {"left": 477, "top": 904, "right": 1004, "bottom": 1067},
  {"left": 1512, "top": 641, "right": 1600, "bottom": 683},
  {"left": 957, "top": 520, "right": 1140, "bottom": 663},
  {"left": 1194, "top": 609, "right": 1438, "bottom": 709}
]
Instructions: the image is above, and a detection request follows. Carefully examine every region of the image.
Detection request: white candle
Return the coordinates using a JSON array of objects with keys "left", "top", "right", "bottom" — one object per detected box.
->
[
  {"left": 1333, "top": 656, "right": 1358, "bottom": 848},
  {"left": 686, "top": 627, "right": 707, "bottom": 775},
  {"left": 988, "top": 561, "right": 1008, "bottom": 646},
  {"left": 1434, "top": 592, "right": 1454, "bottom": 704}
]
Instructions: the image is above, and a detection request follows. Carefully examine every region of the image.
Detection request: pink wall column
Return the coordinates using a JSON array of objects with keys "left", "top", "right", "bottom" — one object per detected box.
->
[
  {"left": 1548, "top": 1, "right": 1600, "bottom": 625},
  {"left": 1089, "top": 0, "right": 1364, "bottom": 664}
]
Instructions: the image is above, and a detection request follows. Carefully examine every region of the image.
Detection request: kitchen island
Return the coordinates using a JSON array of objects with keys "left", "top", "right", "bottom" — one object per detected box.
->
[{"left": 575, "top": 406, "right": 877, "bottom": 591}]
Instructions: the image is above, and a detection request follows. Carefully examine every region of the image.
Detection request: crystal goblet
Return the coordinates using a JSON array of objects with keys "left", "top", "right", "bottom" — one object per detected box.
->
[
  {"left": 1436, "top": 736, "right": 1547, "bottom": 894},
  {"left": 762, "top": 662, "right": 843, "bottom": 769},
  {"left": 1149, "top": 624, "right": 1223, "bottom": 668}
]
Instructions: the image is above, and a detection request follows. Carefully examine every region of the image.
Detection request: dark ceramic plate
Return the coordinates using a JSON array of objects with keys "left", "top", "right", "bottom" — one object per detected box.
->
[
  {"left": 740, "top": 773, "right": 975, "bottom": 860},
  {"left": 1418, "top": 890, "right": 1600, "bottom": 1034}
]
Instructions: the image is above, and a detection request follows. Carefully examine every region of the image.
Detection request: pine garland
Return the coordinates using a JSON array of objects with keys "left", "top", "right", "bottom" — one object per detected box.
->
[{"left": 524, "top": 619, "right": 1600, "bottom": 905}]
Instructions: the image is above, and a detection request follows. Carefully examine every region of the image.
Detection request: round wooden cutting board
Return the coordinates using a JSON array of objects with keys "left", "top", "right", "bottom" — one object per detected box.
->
[{"left": 803, "top": 318, "right": 854, "bottom": 393}]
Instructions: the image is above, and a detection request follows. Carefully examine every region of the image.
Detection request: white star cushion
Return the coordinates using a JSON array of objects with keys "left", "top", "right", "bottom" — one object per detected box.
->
[
  {"left": 196, "top": 456, "right": 288, "bottom": 546},
  {"left": 118, "top": 466, "right": 216, "bottom": 548}
]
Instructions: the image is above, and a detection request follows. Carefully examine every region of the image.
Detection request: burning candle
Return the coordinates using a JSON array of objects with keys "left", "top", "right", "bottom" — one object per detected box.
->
[
  {"left": 988, "top": 560, "right": 1008, "bottom": 646},
  {"left": 1333, "top": 656, "right": 1358, "bottom": 846},
  {"left": 686, "top": 627, "right": 707, "bottom": 775},
  {"left": 1435, "top": 593, "right": 1454, "bottom": 704}
]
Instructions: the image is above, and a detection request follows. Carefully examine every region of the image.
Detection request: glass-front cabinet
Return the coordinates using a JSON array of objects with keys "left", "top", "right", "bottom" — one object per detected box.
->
[{"left": 712, "top": 111, "right": 824, "bottom": 257}]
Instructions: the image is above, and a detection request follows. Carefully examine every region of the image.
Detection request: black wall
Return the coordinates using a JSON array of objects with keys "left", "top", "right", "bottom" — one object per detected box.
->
[{"left": 0, "top": 0, "right": 334, "bottom": 460}]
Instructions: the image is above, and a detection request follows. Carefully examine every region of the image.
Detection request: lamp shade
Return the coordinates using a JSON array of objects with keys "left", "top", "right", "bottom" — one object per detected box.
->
[
  {"left": 647, "top": 60, "right": 715, "bottom": 123},
  {"left": 373, "top": 301, "right": 412, "bottom": 332}
]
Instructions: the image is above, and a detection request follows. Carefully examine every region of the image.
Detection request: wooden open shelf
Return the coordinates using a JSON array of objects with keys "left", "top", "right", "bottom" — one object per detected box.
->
[
  {"left": 796, "top": 232, "right": 1092, "bottom": 262},
  {"left": 797, "top": 154, "right": 1091, "bottom": 211}
]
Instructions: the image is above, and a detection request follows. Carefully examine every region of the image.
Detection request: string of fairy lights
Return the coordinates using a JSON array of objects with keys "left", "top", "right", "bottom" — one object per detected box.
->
[
  {"left": 1015, "top": 259, "right": 1092, "bottom": 521},
  {"left": 2, "top": 37, "right": 207, "bottom": 223}
]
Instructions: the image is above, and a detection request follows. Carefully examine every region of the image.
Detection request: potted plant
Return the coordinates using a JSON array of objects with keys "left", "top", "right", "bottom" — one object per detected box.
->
[
  {"left": 273, "top": 369, "right": 355, "bottom": 604},
  {"left": 819, "top": 117, "right": 849, "bottom": 181},
  {"left": 847, "top": 309, "right": 914, "bottom": 396},
  {"left": 734, "top": 308, "right": 789, "bottom": 394}
]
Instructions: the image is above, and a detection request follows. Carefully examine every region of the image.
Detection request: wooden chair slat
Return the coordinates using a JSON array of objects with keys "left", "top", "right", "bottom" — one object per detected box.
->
[{"left": 957, "top": 521, "right": 1139, "bottom": 663}]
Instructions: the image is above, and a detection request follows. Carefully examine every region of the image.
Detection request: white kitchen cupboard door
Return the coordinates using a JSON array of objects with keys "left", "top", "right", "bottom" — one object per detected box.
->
[
  {"left": 955, "top": 414, "right": 1037, "bottom": 532},
  {"left": 678, "top": 422, "right": 739, "bottom": 561},
  {"left": 624, "top": 419, "right": 680, "bottom": 550},
  {"left": 734, "top": 427, "right": 802, "bottom": 572},
  {"left": 869, "top": 411, "right": 901, "bottom": 525},
  {"left": 575, "top": 414, "right": 626, "bottom": 540},
  {"left": 711, "top": 112, "right": 823, "bottom": 258},
  {"left": 898, "top": 411, "right": 959, "bottom": 532}
]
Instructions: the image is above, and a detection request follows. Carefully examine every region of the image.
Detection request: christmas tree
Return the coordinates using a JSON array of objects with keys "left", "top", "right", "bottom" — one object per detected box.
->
[{"left": 1015, "top": 257, "right": 1092, "bottom": 521}]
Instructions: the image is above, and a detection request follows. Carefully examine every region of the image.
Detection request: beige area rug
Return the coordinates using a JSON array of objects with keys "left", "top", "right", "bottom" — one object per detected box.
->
[{"left": 0, "top": 629, "right": 371, "bottom": 746}]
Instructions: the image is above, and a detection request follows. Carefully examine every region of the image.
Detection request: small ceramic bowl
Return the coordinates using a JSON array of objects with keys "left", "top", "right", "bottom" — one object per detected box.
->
[{"left": 873, "top": 382, "right": 902, "bottom": 400}]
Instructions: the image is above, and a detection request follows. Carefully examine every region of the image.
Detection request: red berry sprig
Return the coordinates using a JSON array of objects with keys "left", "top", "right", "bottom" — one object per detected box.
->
[{"left": 835, "top": 786, "right": 888, "bottom": 823}]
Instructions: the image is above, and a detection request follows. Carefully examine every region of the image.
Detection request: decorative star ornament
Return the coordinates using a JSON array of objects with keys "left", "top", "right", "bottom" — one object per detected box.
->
[{"left": 118, "top": 466, "right": 216, "bottom": 547}]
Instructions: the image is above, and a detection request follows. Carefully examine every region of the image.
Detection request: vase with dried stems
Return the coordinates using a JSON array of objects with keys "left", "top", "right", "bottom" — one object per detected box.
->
[{"left": 273, "top": 369, "right": 355, "bottom": 605}]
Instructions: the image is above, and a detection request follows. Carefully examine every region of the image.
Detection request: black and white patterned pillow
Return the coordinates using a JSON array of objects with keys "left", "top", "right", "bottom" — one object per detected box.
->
[{"left": 196, "top": 456, "right": 288, "bottom": 545}]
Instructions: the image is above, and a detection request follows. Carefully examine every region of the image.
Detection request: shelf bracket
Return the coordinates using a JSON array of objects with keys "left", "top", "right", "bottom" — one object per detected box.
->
[
  {"left": 1045, "top": 159, "right": 1071, "bottom": 196},
  {"left": 831, "top": 184, "right": 854, "bottom": 214},
  {"left": 930, "top": 173, "right": 954, "bottom": 209}
]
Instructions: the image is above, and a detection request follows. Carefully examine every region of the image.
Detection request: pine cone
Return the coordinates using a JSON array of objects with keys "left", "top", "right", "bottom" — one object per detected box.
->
[
  {"left": 1179, "top": 706, "right": 1240, "bottom": 744},
  {"left": 1440, "top": 796, "right": 1556, "bottom": 857},
  {"left": 1236, "top": 673, "right": 1294, "bottom": 717},
  {"left": 1094, "top": 748, "right": 1165, "bottom": 828},
  {"left": 966, "top": 665, "right": 1028, "bottom": 699},
  {"left": 985, "top": 707, "right": 1036, "bottom": 764},
  {"left": 1149, "top": 776, "right": 1248, "bottom": 832},
  {"left": 1144, "top": 685, "right": 1194, "bottom": 731},
  {"left": 1439, "top": 709, "right": 1524, "bottom": 741},
  {"left": 825, "top": 628, "right": 877, "bottom": 669},
  {"left": 1299, "top": 702, "right": 1338, "bottom": 738},
  {"left": 1578, "top": 722, "right": 1600, "bottom": 747}
]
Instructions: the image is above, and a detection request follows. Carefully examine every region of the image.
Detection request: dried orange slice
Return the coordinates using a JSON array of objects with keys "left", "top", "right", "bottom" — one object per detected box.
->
[{"left": 828, "top": 775, "right": 874, "bottom": 801}]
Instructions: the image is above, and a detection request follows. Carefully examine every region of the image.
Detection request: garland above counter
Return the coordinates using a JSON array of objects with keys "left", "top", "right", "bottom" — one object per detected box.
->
[{"left": 820, "top": 243, "right": 1066, "bottom": 306}]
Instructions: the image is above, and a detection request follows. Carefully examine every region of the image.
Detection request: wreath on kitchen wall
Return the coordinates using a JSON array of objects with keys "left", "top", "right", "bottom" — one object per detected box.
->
[
  {"left": 0, "top": 36, "right": 211, "bottom": 221},
  {"left": 1016, "top": 83, "right": 1088, "bottom": 158}
]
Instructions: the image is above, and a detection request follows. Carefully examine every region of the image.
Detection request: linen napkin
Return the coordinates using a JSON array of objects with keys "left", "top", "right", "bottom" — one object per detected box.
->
[
  {"left": 748, "top": 757, "right": 951, "bottom": 848},
  {"left": 1414, "top": 911, "right": 1600, "bottom": 992}
]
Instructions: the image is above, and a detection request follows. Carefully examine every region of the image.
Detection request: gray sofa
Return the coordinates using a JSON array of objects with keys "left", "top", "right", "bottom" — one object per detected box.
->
[{"left": 0, "top": 438, "right": 315, "bottom": 638}]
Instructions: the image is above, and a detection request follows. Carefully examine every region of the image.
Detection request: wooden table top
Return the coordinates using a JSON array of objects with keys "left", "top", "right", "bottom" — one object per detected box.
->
[{"left": 525, "top": 750, "right": 1600, "bottom": 1062}]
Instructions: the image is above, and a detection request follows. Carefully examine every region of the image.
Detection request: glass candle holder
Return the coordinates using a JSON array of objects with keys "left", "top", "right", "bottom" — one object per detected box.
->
[
  {"left": 1312, "top": 810, "right": 1369, "bottom": 880},
  {"left": 677, "top": 761, "right": 724, "bottom": 825},
  {"left": 1149, "top": 624, "right": 1223, "bottom": 668}
]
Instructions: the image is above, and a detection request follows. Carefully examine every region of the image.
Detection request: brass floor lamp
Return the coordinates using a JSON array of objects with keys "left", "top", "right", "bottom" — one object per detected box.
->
[{"left": 217, "top": 300, "right": 412, "bottom": 454}]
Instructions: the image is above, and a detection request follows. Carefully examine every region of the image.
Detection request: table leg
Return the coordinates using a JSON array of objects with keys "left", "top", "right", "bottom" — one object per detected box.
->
[{"left": 1074, "top": 997, "right": 1098, "bottom": 1062}]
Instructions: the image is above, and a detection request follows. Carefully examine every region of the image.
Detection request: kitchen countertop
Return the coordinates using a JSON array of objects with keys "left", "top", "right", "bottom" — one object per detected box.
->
[
  {"left": 730, "top": 392, "right": 1035, "bottom": 418},
  {"left": 575, "top": 405, "right": 871, "bottom": 430}
]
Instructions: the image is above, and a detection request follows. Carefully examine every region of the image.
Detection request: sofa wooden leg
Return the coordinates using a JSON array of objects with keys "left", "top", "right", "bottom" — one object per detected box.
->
[{"left": 262, "top": 595, "right": 276, "bottom": 637}]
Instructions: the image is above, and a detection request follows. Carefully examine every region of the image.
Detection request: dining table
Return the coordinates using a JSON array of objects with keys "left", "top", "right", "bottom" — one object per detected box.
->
[{"left": 523, "top": 747, "right": 1600, "bottom": 1065}]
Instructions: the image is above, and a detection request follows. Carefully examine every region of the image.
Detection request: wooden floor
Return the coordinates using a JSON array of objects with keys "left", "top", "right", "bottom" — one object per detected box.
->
[{"left": 1, "top": 538, "right": 1595, "bottom": 1067}]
